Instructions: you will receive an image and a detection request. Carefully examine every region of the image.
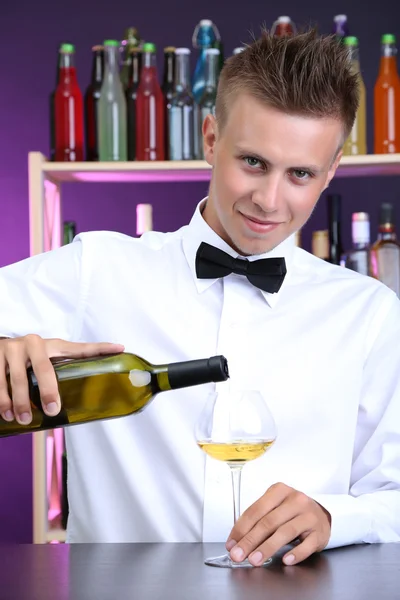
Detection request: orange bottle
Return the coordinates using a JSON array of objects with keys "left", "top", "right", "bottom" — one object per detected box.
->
[{"left": 374, "top": 34, "right": 400, "bottom": 154}]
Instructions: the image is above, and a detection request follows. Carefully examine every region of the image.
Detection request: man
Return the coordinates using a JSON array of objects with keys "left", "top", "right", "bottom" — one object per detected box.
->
[{"left": 0, "top": 28, "right": 399, "bottom": 566}]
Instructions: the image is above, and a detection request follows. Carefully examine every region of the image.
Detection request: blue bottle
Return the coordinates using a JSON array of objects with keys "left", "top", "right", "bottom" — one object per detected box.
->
[{"left": 192, "top": 19, "right": 220, "bottom": 158}]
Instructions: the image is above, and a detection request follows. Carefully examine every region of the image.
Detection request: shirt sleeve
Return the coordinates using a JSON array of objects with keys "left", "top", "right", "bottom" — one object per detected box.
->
[
  {"left": 312, "top": 289, "right": 400, "bottom": 549},
  {"left": 0, "top": 239, "right": 84, "bottom": 341}
]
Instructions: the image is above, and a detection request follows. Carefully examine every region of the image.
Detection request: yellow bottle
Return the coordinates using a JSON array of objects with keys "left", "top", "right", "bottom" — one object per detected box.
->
[{"left": 343, "top": 36, "right": 367, "bottom": 156}]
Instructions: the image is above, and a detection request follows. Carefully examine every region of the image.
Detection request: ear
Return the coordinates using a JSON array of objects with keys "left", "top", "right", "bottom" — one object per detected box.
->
[
  {"left": 323, "top": 149, "right": 343, "bottom": 190},
  {"left": 202, "top": 113, "right": 218, "bottom": 166}
]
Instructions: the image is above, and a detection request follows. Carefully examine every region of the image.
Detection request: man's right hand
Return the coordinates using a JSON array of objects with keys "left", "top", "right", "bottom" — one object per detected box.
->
[{"left": 0, "top": 335, "right": 125, "bottom": 425}]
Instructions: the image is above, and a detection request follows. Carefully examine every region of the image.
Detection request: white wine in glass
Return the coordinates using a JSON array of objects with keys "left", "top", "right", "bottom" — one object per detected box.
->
[{"left": 195, "top": 389, "right": 277, "bottom": 568}]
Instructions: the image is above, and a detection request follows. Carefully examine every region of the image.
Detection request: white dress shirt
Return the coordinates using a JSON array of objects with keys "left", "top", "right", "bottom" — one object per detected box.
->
[{"left": 0, "top": 199, "right": 399, "bottom": 549}]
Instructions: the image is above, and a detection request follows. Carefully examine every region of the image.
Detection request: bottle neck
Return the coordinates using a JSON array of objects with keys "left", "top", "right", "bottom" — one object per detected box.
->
[
  {"left": 91, "top": 50, "right": 104, "bottom": 84},
  {"left": 352, "top": 220, "right": 370, "bottom": 247},
  {"left": 163, "top": 53, "right": 175, "bottom": 85},
  {"left": 158, "top": 356, "right": 229, "bottom": 392},
  {"left": 174, "top": 54, "right": 191, "bottom": 89},
  {"left": 379, "top": 44, "right": 398, "bottom": 74},
  {"left": 104, "top": 46, "right": 120, "bottom": 75},
  {"left": 204, "top": 53, "right": 218, "bottom": 88},
  {"left": 58, "top": 53, "right": 77, "bottom": 83},
  {"left": 60, "top": 52, "right": 75, "bottom": 69},
  {"left": 378, "top": 224, "right": 397, "bottom": 240},
  {"left": 143, "top": 52, "right": 157, "bottom": 70},
  {"left": 129, "top": 52, "right": 142, "bottom": 86}
]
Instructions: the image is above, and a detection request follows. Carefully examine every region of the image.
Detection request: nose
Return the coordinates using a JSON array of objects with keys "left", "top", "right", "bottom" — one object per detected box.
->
[{"left": 251, "top": 172, "right": 281, "bottom": 213}]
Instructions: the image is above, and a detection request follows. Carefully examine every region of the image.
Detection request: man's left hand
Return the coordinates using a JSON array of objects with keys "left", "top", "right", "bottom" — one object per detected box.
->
[{"left": 226, "top": 482, "right": 331, "bottom": 566}]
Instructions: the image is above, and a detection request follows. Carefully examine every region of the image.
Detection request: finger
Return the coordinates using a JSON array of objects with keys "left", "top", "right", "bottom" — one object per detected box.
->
[
  {"left": 246, "top": 515, "right": 313, "bottom": 566},
  {"left": 47, "top": 340, "right": 125, "bottom": 359},
  {"left": 282, "top": 531, "right": 320, "bottom": 566},
  {"left": 229, "top": 497, "right": 301, "bottom": 561},
  {"left": 6, "top": 343, "right": 32, "bottom": 425},
  {"left": 227, "top": 482, "right": 292, "bottom": 549},
  {"left": 0, "top": 352, "right": 14, "bottom": 421},
  {"left": 26, "top": 337, "right": 62, "bottom": 417}
]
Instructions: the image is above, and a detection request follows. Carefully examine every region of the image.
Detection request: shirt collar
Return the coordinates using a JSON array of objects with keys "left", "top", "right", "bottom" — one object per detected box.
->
[{"left": 182, "top": 198, "right": 295, "bottom": 308}]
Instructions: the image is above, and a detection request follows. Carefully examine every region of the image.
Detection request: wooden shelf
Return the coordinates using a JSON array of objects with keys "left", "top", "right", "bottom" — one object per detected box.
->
[{"left": 32, "top": 152, "right": 400, "bottom": 184}]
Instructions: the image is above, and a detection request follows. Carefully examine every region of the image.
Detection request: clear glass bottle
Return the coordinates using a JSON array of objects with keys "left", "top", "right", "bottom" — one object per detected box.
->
[
  {"left": 98, "top": 39, "right": 127, "bottom": 161},
  {"left": 342, "top": 37, "right": 367, "bottom": 156},
  {"left": 341, "top": 212, "right": 370, "bottom": 275},
  {"left": 198, "top": 48, "right": 219, "bottom": 159},
  {"left": 370, "top": 202, "right": 400, "bottom": 295}
]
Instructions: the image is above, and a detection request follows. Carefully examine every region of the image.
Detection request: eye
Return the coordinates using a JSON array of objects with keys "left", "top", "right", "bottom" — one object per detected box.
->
[
  {"left": 243, "top": 156, "right": 263, "bottom": 169},
  {"left": 291, "top": 169, "right": 313, "bottom": 181}
]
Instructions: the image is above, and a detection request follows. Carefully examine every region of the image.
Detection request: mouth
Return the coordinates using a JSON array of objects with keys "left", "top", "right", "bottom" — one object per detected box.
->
[{"left": 240, "top": 213, "right": 283, "bottom": 234}]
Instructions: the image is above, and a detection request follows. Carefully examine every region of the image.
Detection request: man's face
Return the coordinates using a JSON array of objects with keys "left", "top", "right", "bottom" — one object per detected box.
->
[{"left": 202, "top": 93, "right": 344, "bottom": 256}]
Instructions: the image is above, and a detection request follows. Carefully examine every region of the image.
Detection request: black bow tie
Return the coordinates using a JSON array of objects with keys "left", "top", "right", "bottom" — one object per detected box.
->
[{"left": 195, "top": 242, "right": 286, "bottom": 293}]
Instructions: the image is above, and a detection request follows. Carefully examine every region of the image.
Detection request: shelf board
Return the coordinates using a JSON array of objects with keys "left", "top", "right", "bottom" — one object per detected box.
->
[
  {"left": 43, "top": 159, "right": 212, "bottom": 183},
  {"left": 33, "top": 153, "right": 400, "bottom": 183}
]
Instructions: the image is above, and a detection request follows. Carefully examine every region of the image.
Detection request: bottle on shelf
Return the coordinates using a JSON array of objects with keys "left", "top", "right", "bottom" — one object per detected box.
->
[
  {"left": 119, "top": 26, "right": 141, "bottom": 90},
  {"left": 370, "top": 202, "right": 400, "bottom": 296},
  {"left": 341, "top": 213, "right": 371, "bottom": 275},
  {"left": 63, "top": 221, "right": 76, "bottom": 245},
  {"left": 192, "top": 19, "right": 220, "bottom": 159},
  {"left": 54, "top": 43, "right": 84, "bottom": 162},
  {"left": 374, "top": 34, "right": 400, "bottom": 154},
  {"left": 136, "top": 42, "right": 165, "bottom": 161},
  {"left": 212, "top": 39, "right": 224, "bottom": 75},
  {"left": 161, "top": 47, "right": 176, "bottom": 160},
  {"left": 1, "top": 353, "right": 229, "bottom": 437},
  {"left": 271, "top": 16, "right": 297, "bottom": 36},
  {"left": 332, "top": 14, "right": 349, "bottom": 41},
  {"left": 168, "top": 48, "right": 195, "bottom": 161},
  {"left": 98, "top": 39, "right": 127, "bottom": 162},
  {"left": 342, "top": 37, "right": 367, "bottom": 156},
  {"left": 136, "top": 203, "right": 153, "bottom": 236},
  {"left": 198, "top": 48, "right": 220, "bottom": 159},
  {"left": 49, "top": 43, "right": 66, "bottom": 161},
  {"left": 327, "top": 194, "right": 343, "bottom": 265},
  {"left": 312, "top": 230, "right": 330, "bottom": 261},
  {"left": 84, "top": 45, "right": 104, "bottom": 161},
  {"left": 126, "top": 48, "right": 142, "bottom": 161}
]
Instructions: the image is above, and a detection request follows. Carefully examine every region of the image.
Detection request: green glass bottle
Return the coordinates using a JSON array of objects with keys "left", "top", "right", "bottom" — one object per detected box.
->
[
  {"left": 98, "top": 39, "right": 127, "bottom": 161},
  {"left": 1, "top": 353, "right": 229, "bottom": 437}
]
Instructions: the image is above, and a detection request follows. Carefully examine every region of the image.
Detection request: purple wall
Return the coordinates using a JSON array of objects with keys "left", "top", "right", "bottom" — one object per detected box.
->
[{"left": 1, "top": 0, "right": 399, "bottom": 542}]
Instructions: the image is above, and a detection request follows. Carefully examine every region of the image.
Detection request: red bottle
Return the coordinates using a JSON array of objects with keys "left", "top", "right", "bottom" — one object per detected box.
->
[
  {"left": 54, "top": 43, "right": 84, "bottom": 161},
  {"left": 136, "top": 42, "right": 165, "bottom": 161},
  {"left": 271, "top": 16, "right": 296, "bottom": 37}
]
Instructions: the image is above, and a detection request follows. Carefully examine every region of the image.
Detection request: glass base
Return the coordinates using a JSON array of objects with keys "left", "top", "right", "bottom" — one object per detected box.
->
[{"left": 204, "top": 553, "right": 273, "bottom": 568}]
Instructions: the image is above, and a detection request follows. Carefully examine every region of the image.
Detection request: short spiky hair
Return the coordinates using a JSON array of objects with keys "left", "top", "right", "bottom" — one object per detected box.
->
[{"left": 215, "top": 28, "right": 359, "bottom": 140}]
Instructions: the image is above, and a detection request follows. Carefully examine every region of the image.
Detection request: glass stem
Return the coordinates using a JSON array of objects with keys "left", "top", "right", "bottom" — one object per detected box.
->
[{"left": 230, "top": 466, "right": 243, "bottom": 523}]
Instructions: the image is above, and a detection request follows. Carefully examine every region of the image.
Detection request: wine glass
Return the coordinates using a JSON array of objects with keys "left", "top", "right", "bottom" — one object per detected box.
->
[{"left": 195, "top": 388, "right": 277, "bottom": 568}]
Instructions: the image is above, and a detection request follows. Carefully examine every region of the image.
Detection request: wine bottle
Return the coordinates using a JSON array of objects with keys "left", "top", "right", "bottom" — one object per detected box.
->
[
  {"left": 1, "top": 353, "right": 229, "bottom": 437},
  {"left": 340, "top": 212, "right": 371, "bottom": 275},
  {"left": 370, "top": 202, "right": 400, "bottom": 295},
  {"left": 327, "top": 194, "right": 343, "bottom": 265}
]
